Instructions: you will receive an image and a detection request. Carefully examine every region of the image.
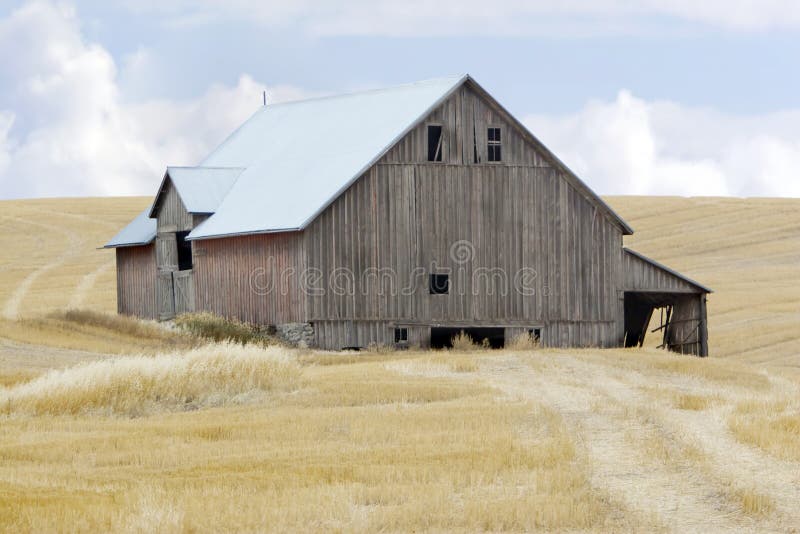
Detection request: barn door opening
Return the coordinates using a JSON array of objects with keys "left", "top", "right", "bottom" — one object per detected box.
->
[
  {"left": 430, "top": 327, "right": 505, "bottom": 349},
  {"left": 624, "top": 292, "right": 707, "bottom": 356}
]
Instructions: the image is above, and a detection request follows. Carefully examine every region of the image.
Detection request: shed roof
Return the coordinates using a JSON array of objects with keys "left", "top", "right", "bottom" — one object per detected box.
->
[{"left": 104, "top": 208, "right": 156, "bottom": 249}]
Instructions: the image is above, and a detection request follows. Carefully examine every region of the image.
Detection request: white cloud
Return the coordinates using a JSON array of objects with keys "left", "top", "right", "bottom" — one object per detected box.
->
[
  {"left": 525, "top": 91, "right": 800, "bottom": 197},
  {"left": 120, "top": 0, "right": 800, "bottom": 35},
  {"left": 0, "top": 1, "right": 314, "bottom": 199},
  {"left": 2, "top": 1, "right": 799, "bottom": 200}
]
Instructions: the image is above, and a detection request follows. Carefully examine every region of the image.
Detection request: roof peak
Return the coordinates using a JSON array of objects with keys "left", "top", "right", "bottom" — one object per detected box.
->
[{"left": 261, "top": 74, "right": 469, "bottom": 110}]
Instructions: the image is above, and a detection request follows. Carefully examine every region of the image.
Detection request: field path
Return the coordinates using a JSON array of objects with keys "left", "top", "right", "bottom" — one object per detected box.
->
[
  {"left": 1, "top": 217, "right": 83, "bottom": 319},
  {"left": 68, "top": 259, "right": 115, "bottom": 309},
  {"left": 479, "top": 354, "right": 792, "bottom": 533}
]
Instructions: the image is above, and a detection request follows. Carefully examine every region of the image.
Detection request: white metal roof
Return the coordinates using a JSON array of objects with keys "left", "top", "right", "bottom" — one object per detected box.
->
[
  {"left": 188, "top": 75, "right": 467, "bottom": 239},
  {"left": 161, "top": 166, "right": 243, "bottom": 215},
  {"left": 104, "top": 208, "right": 156, "bottom": 248},
  {"left": 106, "top": 73, "right": 634, "bottom": 246}
]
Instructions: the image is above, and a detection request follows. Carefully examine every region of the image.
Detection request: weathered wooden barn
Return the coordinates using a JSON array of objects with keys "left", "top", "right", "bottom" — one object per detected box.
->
[{"left": 105, "top": 75, "right": 711, "bottom": 355}]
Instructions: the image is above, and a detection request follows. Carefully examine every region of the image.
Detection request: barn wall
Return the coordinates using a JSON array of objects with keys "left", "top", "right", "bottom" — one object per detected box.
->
[
  {"left": 305, "top": 164, "right": 622, "bottom": 330},
  {"left": 156, "top": 180, "right": 193, "bottom": 233},
  {"left": 304, "top": 82, "right": 626, "bottom": 350},
  {"left": 192, "top": 232, "right": 306, "bottom": 325},
  {"left": 116, "top": 245, "right": 156, "bottom": 319},
  {"left": 384, "top": 84, "right": 552, "bottom": 167},
  {"left": 666, "top": 295, "right": 706, "bottom": 356},
  {"left": 623, "top": 252, "right": 698, "bottom": 292},
  {"left": 152, "top": 179, "right": 196, "bottom": 319}
]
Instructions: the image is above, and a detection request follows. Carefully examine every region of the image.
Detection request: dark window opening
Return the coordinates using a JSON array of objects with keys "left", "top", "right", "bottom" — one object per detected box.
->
[
  {"left": 529, "top": 328, "right": 541, "bottom": 342},
  {"left": 487, "top": 127, "right": 502, "bottom": 162},
  {"left": 429, "top": 273, "right": 449, "bottom": 295},
  {"left": 176, "top": 231, "right": 193, "bottom": 271},
  {"left": 427, "top": 125, "right": 443, "bottom": 162},
  {"left": 430, "top": 327, "right": 505, "bottom": 349},
  {"left": 394, "top": 327, "right": 408, "bottom": 344}
]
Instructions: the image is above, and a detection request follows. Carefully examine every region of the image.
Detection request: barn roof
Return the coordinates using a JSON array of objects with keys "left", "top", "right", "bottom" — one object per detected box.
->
[
  {"left": 188, "top": 75, "right": 471, "bottom": 239},
  {"left": 104, "top": 208, "right": 156, "bottom": 248},
  {"left": 107, "top": 74, "right": 634, "bottom": 245},
  {"left": 149, "top": 166, "right": 243, "bottom": 216}
]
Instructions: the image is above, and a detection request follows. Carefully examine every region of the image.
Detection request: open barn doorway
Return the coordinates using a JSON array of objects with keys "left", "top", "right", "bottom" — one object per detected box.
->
[
  {"left": 624, "top": 292, "right": 708, "bottom": 356},
  {"left": 430, "top": 327, "right": 505, "bottom": 349}
]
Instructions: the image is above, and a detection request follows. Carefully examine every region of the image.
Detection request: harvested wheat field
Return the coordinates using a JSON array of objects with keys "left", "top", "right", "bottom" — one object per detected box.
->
[{"left": 0, "top": 196, "right": 798, "bottom": 532}]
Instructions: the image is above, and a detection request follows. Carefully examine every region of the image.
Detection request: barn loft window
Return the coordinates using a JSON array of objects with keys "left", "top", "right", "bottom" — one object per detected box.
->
[
  {"left": 394, "top": 327, "right": 408, "bottom": 344},
  {"left": 429, "top": 273, "right": 449, "bottom": 295},
  {"left": 487, "top": 127, "right": 502, "bottom": 162},
  {"left": 427, "top": 125, "right": 443, "bottom": 162},
  {"left": 176, "top": 231, "right": 193, "bottom": 271}
]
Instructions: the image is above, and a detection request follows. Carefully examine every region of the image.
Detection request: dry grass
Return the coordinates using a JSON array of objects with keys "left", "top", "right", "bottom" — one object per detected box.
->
[
  {"left": 673, "top": 393, "right": 714, "bottom": 411},
  {"left": 450, "top": 330, "right": 487, "bottom": 351},
  {"left": 1, "top": 196, "right": 800, "bottom": 531},
  {"left": 729, "top": 400, "right": 800, "bottom": 462},
  {"left": 0, "top": 309, "right": 196, "bottom": 355},
  {"left": 507, "top": 333, "right": 541, "bottom": 351},
  {"left": 0, "top": 343, "right": 301, "bottom": 417},
  {"left": 174, "top": 312, "right": 280, "bottom": 346},
  {"left": 0, "top": 347, "right": 608, "bottom": 533}
]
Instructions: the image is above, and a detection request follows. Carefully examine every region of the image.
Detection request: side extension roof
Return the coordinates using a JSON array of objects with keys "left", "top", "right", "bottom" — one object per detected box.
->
[{"left": 103, "top": 208, "right": 156, "bottom": 249}]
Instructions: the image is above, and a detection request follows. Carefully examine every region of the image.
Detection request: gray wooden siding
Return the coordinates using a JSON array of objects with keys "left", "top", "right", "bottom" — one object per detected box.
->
[
  {"left": 152, "top": 179, "right": 196, "bottom": 319},
  {"left": 156, "top": 180, "right": 193, "bottom": 233},
  {"left": 116, "top": 245, "right": 156, "bottom": 319},
  {"left": 383, "top": 84, "right": 551, "bottom": 167},
  {"left": 301, "top": 84, "right": 627, "bottom": 349},
  {"left": 304, "top": 164, "right": 623, "bottom": 349},
  {"left": 623, "top": 252, "right": 699, "bottom": 293},
  {"left": 192, "top": 232, "right": 306, "bottom": 325},
  {"left": 666, "top": 295, "right": 705, "bottom": 356}
]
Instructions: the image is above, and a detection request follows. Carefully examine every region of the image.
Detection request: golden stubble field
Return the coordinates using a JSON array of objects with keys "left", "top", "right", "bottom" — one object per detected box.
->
[{"left": 0, "top": 196, "right": 798, "bottom": 533}]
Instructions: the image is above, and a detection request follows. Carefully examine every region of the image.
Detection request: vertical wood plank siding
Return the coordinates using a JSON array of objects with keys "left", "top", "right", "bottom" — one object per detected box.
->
[
  {"left": 304, "top": 85, "right": 625, "bottom": 349},
  {"left": 116, "top": 245, "right": 156, "bottom": 319},
  {"left": 623, "top": 252, "right": 699, "bottom": 293},
  {"left": 115, "top": 81, "right": 706, "bottom": 353},
  {"left": 153, "top": 179, "right": 195, "bottom": 319},
  {"left": 192, "top": 232, "right": 306, "bottom": 325}
]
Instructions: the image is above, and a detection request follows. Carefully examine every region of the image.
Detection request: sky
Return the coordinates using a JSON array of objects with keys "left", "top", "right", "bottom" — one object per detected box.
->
[{"left": 0, "top": 0, "right": 799, "bottom": 199}]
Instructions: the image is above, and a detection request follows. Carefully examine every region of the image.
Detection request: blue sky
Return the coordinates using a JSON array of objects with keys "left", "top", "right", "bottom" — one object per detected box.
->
[{"left": 1, "top": 1, "right": 799, "bottom": 199}]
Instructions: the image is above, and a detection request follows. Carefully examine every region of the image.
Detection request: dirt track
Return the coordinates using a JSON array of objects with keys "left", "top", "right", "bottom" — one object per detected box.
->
[{"left": 479, "top": 353, "right": 800, "bottom": 533}]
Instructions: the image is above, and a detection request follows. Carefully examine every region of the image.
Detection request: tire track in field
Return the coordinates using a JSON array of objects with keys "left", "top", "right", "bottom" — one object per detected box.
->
[
  {"left": 2, "top": 217, "right": 82, "bottom": 319},
  {"left": 480, "top": 354, "right": 765, "bottom": 533},
  {"left": 67, "top": 259, "right": 115, "bottom": 309}
]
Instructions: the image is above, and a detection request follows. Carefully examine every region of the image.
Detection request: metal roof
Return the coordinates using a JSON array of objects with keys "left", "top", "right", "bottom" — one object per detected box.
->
[
  {"left": 624, "top": 248, "right": 713, "bottom": 293},
  {"left": 104, "top": 208, "right": 157, "bottom": 248},
  {"left": 188, "top": 75, "right": 468, "bottom": 240},
  {"left": 150, "top": 166, "right": 243, "bottom": 216},
  {"left": 106, "top": 74, "right": 635, "bottom": 246}
]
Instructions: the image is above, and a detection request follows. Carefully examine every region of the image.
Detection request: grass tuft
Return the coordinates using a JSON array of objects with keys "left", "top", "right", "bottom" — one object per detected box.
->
[
  {"left": 0, "top": 343, "right": 301, "bottom": 417},
  {"left": 174, "top": 312, "right": 278, "bottom": 346},
  {"left": 507, "top": 332, "right": 541, "bottom": 351}
]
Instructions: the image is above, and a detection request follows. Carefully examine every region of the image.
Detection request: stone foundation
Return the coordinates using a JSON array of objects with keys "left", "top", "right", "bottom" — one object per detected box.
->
[{"left": 276, "top": 322, "right": 315, "bottom": 347}]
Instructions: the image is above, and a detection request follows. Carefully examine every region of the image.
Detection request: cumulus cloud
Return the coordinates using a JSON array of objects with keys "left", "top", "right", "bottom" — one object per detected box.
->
[
  {"left": 525, "top": 91, "right": 800, "bottom": 197},
  {"left": 0, "top": 1, "right": 314, "bottom": 199},
  {"left": 120, "top": 0, "right": 800, "bottom": 35}
]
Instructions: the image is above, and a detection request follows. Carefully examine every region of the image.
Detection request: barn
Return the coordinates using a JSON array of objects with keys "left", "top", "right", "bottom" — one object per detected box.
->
[{"left": 105, "top": 74, "right": 711, "bottom": 355}]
